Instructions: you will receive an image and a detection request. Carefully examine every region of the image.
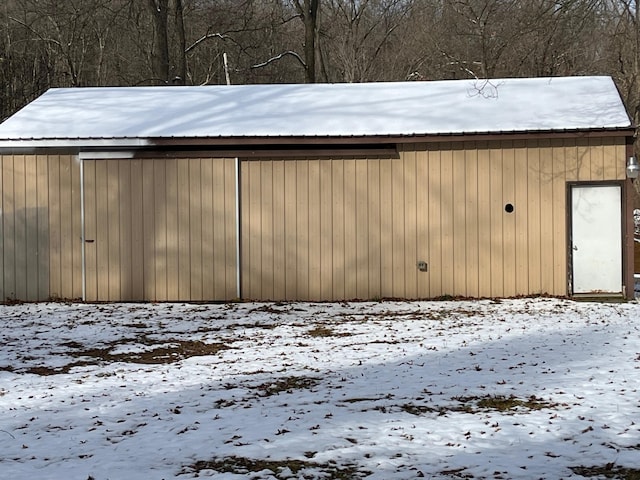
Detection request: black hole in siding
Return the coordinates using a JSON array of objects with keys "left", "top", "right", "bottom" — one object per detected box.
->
[{"left": 505, "top": 203, "right": 514, "bottom": 213}]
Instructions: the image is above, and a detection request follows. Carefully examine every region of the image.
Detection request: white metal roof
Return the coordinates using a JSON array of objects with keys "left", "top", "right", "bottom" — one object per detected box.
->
[{"left": 0, "top": 76, "right": 631, "bottom": 147}]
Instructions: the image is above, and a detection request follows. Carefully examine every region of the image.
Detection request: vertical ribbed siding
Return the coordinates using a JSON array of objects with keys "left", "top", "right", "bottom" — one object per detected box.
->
[
  {"left": 240, "top": 137, "right": 626, "bottom": 301},
  {"left": 242, "top": 155, "right": 437, "bottom": 300},
  {"left": 241, "top": 157, "right": 394, "bottom": 300},
  {"left": 0, "top": 137, "right": 628, "bottom": 302},
  {"left": 415, "top": 138, "right": 627, "bottom": 298},
  {"left": 83, "top": 158, "right": 236, "bottom": 302},
  {"left": 0, "top": 154, "right": 81, "bottom": 301}
]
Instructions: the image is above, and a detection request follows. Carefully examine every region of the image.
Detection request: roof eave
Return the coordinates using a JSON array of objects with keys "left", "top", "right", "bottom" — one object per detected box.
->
[
  {"left": 150, "top": 128, "right": 635, "bottom": 146},
  {"left": 0, "top": 127, "right": 634, "bottom": 153},
  {"left": 0, "top": 138, "right": 151, "bottom": 151}
]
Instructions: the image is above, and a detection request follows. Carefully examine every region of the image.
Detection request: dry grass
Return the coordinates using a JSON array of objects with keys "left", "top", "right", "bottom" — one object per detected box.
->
[
  {"left": 571, "top": 465, "right": 640, "bottom": 479},
  {"left": 253, "top": 376, "right": 321, "bottom": 396},
  {"left": 181, "top": 456, "right": 368, "bottom": 479},
  {"left": 16, "top": 339, "right": 232, "bottom": 375},
  {"left": 401, "top": 394, "right": 558, "bottom": 416}
]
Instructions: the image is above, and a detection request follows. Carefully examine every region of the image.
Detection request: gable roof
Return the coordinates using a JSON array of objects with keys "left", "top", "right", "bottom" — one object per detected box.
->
[{"left": 0, "top": 76, "right": 632, "bottom": 148}]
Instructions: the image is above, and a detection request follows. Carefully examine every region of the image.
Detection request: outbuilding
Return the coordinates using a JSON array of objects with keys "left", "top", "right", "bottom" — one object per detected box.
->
[{"left": 0, "top": 76, "right": 636, "bottom": 302}]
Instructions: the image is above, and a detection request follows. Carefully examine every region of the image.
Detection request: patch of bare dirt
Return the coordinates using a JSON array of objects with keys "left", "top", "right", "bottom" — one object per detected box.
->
[
  {"left": 180, "top": 456, "right": 369, "bottom": 479},
  {"left": 400, "top": 394, "right": 560, "bottom": 416},
  {"left": 571, "top": 465, "right": 640, "bottom": 479},
  {"left": 21, "top": 339, "right": 233, "bottom": 375}
]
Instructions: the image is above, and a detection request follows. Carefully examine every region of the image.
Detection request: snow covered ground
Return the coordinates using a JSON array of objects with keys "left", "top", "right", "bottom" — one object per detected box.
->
[{"left": 1, "top": 298, "right": 639, "bottom": 480}]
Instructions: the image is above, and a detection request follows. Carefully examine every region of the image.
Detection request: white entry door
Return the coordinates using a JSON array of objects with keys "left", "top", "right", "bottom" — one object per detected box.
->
[{"left": 571, "top": 184, "right": 622, "bottom": 294}]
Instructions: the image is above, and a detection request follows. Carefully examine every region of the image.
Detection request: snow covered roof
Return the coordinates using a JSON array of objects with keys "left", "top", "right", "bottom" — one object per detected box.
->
[{"left": 0, "top": 76, "right": 632, "bottom": 148}]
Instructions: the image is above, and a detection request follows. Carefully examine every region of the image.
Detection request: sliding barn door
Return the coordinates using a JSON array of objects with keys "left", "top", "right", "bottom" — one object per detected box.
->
[{"left": 82, "top": 158, "right": 237, "bottom": 301}]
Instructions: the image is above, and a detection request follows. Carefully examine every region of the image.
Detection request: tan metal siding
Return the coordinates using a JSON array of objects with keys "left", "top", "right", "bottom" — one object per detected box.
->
[
  {"left": 241, "top": 137, "right": 626, "bottom": 301},
  {"left": 552, "top": 140, "right": 566, "bottom": 295},
  {"left": 118, "top": 159, "right": 132, "bottom": 299},
  {"left": 426, "top": 148, "right": 441, "bottom": 296},
  {"left": 2, "top": 155, "right": 15, "bottom": 299},
  {"left": 83, "top": 158, "right": 236, "bottom": 302},
  {"left": 201, "top": 159, "right": 214, "bottom": 300},
  {"left": 502, "top": 142, "right": 516, "bottom": 297},
  {"left": 0, "top": 154, "right": 81, "bottom": 301},
  {"left": 273, "top": 161, "right": 287, "bottom": 298},
  {"left": 14, "top": 155, "right": 27, "bottom": 299},
  {"left": 35, "top": 155, "right": 50, "bottom": 299},
  {"left": 415, "top": 152, "right": 429, "bottom": 297},
  {"left": 0, "top": 137, "right": 628, "bottom": 302},
  {"left": 242, "top": 155, "right": 434, "bottom": 300},
  {"left": 476, "top": 142, "right": 491, "bottom": 297},
  {"left": 464, "top": 144, "right": 479, "bottom": 297},
  {"left": 514, "top": 141, "right": 529, "bottom": 295},
  {"left": 369, "top": 159, "right": 383, "bottom": 298},
  {"left": 52, "top": 153, "right": 82, "bottom": 300}
]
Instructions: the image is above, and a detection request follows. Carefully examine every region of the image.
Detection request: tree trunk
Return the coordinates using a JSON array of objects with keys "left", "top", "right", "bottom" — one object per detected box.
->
[
  {"left": 173, "top": 0, "right": 186, "bottom": 85},
  {"left": 635, "top": 0, "right": 640, "bottom": 129},
  {"left": 148, "top": 0, "right": 169, "bottom": 84},
  {"left": 294, "top": 0, "right": 319, "bottom": 83}
]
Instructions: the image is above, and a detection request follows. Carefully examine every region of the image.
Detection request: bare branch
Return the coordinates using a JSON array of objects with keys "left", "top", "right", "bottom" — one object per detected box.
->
[
  {"left": 9, "top": 16, "right": 62, "bottom": 48},
  {"left": 185, "top": 32, "right": 227, "bottom": 54},
  {"left": 467, "top": 79, "right": 504, "bottom": 99},
  {"left": 292, "top": 0, "right": 304, "bottom": 16},
  {"left": 251, "top": 50, "right": 306, "bottom": 69},
  {"left": 440, "top": 50, "right": 480, "bottom": 79}
]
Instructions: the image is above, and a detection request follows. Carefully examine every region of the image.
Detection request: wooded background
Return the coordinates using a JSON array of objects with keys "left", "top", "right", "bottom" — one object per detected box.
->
[{"left": 1, "top": 0, "right": 639, "bottom": 127}]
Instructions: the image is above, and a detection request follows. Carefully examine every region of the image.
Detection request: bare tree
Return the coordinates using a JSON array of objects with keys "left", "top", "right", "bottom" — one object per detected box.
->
[
  {"left": 602, "top": 1, "right": 640, "bottom": 125},
  {"left": 0, "top": 0, "right": 637, "bottom": 141},
  {"left": 292, "top": 0, "right": 320, "bottom": 82},
  {"left": 321, "top": 0, "right": 412, "bottom": 82},
  {"left": 147, "top": 0, "right": 170, "bottom": 84}
]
